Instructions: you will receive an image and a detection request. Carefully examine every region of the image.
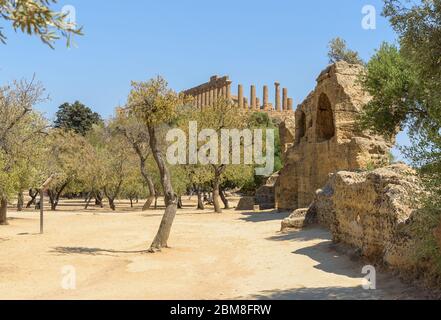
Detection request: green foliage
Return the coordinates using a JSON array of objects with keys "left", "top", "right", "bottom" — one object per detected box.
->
[
  {"left": 45, "top": 129, "right": 91, "bottom": 194},
  {"left": 358, "top": 43, "right": 419, "bottom": 138},
  {"left": 86, "top": 123, "right": 136, "bottom": 204},
  {"left": 328, "top": 37, "right": 364, "bottom": 65},
  {"left": 128, "top": 76, "right": 184, "bottom": 126},
  {"left": 249, "top": 112, "right": 283, "bottom": 172},
  {"left": 0, "top": 78, "right": 49, "bottom": 200},
  {"left": 360, "top": 0, "right": 441, "bottom": 277},
  {"left": 241, "top": 112, "right": 283, "bottom": 193},
  {"left": 0, "top": 0, "right": 83, "bottom": 47},
  {"left": 0, "top": 150, "right": 18, "bottom": 198},
  {"left": 121, "top": 173, "right": 147, "bottom": 201},
  {"left": 54, "top": 101, "right": 102, "bottom": 136}
]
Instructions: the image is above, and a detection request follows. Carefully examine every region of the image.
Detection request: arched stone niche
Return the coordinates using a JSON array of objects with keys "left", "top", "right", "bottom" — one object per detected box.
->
[{"left": 316, "top": 93, "right": 335, "bottom": 142}]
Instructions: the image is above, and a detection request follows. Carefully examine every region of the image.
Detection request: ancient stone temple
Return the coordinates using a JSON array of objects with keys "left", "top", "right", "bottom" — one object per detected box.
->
[
  {"left": 183, "top": 75, "right": 297, "bottom": 154},
  {"left": 182, "top": 75, "right": 294, "bottom": 114},
  {"left": 276, "top": 61, "right": 393, "bottom": 210},
  {"left": 183, "top": 76, "right": 233, "bottom": 108}
]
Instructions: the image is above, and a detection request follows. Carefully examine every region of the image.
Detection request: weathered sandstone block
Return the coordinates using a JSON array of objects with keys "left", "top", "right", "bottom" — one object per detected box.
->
[
  {"left": 236, "top": 196, "right": 255, "bottom": 211},
  {"left": 281, "top": 208, "right": 309, "bottom": 231},
  {"left": 309, "top": 163, "right": 422, "bottom": 266}
]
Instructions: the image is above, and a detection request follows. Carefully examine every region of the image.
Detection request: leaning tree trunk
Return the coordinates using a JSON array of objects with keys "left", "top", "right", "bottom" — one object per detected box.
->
[
  {"left": 109, "top": 198, "right": 116, "bottom": 211},
  {"left": 104, "top": 180, "right": 122, "bottom": 212},
  {"left": 148, "top": 125, "right": 177, "bottom": 252},
  {"left": 48, "top": 191, "right": 56, "bottom": 211},
  {"left": 84, "top": 192, "right": 93, "bottom": 210},
  {"left": 212, "top": 165, "right": 226, "bottom": 213},
  {"left": 50, "top": 199, "right": 58, "bottom": 211},
  {"left": 95, "top": 192, "right": 104, "bottom": 208},
  {"left": 48, "top": 182, "right": 68, "bottom": 211},
  {"left": 219, "top": 187, "right": 230, "bottom": 209},
  {"left": 212, "top": 182, "right": 222, "bottom": 213},
  {"left": 196, "top": 186, "right": 204, "bottom": 210},
  {"left": 26, "top": 189, "right": 38, "bottom": 208},
  {"left": 154, "top": 196, "right": 158, "bottom": 209},
  {"left": 0, "top": 197, "right": 8, "bottom": 225},
  {"left": 104, "top": 189, "right": 117, "bottom": 211},
  {"left": 17, "top": 191, "right": 24, "bottom": 212},
  {"left": 140, "top": 158, "right": 156, "bottom": 211},
  {"left": 177, "top": 196, "right": 183, "bottom": 209}
]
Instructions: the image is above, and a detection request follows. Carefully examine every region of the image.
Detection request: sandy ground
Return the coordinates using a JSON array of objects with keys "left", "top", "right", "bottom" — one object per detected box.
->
[{"left": 0, "top": 198, "right": 429, "bottom": 300}]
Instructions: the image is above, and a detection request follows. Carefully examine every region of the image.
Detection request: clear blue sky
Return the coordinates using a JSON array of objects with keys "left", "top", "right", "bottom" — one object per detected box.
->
[{"left": 0, "top": 0, "right": 408, "bottom": 160}]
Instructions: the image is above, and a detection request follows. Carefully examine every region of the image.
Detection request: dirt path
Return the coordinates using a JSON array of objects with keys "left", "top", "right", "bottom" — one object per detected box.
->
[{"left": 0, "top": 202, "right": 426, "bottom": 300}]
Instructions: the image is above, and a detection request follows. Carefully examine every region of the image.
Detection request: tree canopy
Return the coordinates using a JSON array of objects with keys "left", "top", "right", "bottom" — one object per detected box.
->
[
  {"left": 54, "top": 101, "right": 102, "bottom": 136},
  {"left": 328, "top": 37, "right": 364, "bottom": 65},
  {"left": 0, "top": 78, "right": 48, "bottom": 224}
]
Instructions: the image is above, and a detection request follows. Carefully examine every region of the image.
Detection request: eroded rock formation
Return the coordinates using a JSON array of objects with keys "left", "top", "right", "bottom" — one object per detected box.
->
[
  {"left": 309, "top": 163, "right": 421, "bottom": 265},
  {"left": 276, "top": 61, "right": 393, "bottom": 210}
]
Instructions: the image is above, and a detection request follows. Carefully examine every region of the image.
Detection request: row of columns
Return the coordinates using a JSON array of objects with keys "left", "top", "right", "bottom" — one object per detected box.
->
[
  {"left": 192, "top": 80, "right": 232, "bottom": 109},
  {"left": 237, "top": 83, "right": 293, "bottom": 112},
  {"left": 185, "top": 76, "right": 293, "bottom": 112}
]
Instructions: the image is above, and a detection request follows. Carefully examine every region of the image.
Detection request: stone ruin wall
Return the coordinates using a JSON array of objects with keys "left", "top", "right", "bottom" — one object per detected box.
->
[
  {"left": 281, "top": 164, "right": 426, "bottom": 281},
  {"left": 309, "top": 164, "right": 421, "bottom": 264},
  {"left": 276, "top": 61, "right": 393, "bottom": 210}
]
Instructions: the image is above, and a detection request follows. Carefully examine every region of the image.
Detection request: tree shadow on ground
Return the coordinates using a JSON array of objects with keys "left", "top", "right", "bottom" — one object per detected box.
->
[
  {"left": 292, "top": 241, "right": 363, "bottom": 278},
  {"left": 267, "top": 227, "right": 331, "bottom": 242},
  {"left": 239, "top": 211, "right": 290, "bottom": 223},
  {"left": 240, "top": 285, "right": 422, "bottom": 300},
  {"left": 50, "top": 247, "right": 150, "bottom": 256},
  {"left": 17, "top": 232, "right": 40, "bottom": 236}
]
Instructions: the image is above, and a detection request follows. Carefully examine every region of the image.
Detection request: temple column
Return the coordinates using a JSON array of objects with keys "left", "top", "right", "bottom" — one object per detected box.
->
[
  {"left": 209, "top": 88, "right": 214, "bottom": 106},
  {"left": 263, "top": 85, "right": 269, "bottom": 111},
  {"left": 287, "top": 98, "right": 293, "bottom": 111},
  {"left": 226, "top": 81, "right": 232, "bottom": 100},
  {"left": 196, "top": 92, "right": 201, "bottom": 108},
  {"left": 275, "top": 82, "right": 281, "bottom": 111},
  {"left": 213, "top": 86, "right": 218, "bottom": 103},
  {"left": 282, "top": 88, "right": 288, "bottom": 111},
  {"left": 221, "top": 85, "right": 226, "bottom": 98},
  {"left": 238, "top": 84, "right": 244, "bottom": 108},
  {"left": 250, "top": 85, "right": 256, "bottom": 110},
  {"left": 202, "top": 90, "right": 206, "bottom": 107}
]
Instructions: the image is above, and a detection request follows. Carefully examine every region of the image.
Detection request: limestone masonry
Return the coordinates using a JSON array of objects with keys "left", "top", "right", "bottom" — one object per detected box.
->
[
  {"left": 281, "top": 164, "right": 425, "bottom": 278},
  {"left": 276, "top": 61, "right": 393, "bottom": 210}
]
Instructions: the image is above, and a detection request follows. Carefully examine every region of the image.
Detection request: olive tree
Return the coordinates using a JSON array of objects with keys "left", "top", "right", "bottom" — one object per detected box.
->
[
  {"left": 44, "top": 129, "right": 90, "bottom": 210},
  {"left": 128, "top": 76, "right": 186, "bottom": 252},
  {"left": 0, "top": 0, "right": 83, "bottom": 47},
  {"left": 188, "top": 98, "right": 250, "bottom": 213},
  {"left": 112, "top": 113, "right": 157, "bottom": 210},
  {"left": 0, "top": 78, "right": 48, "bottom": 224}
]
